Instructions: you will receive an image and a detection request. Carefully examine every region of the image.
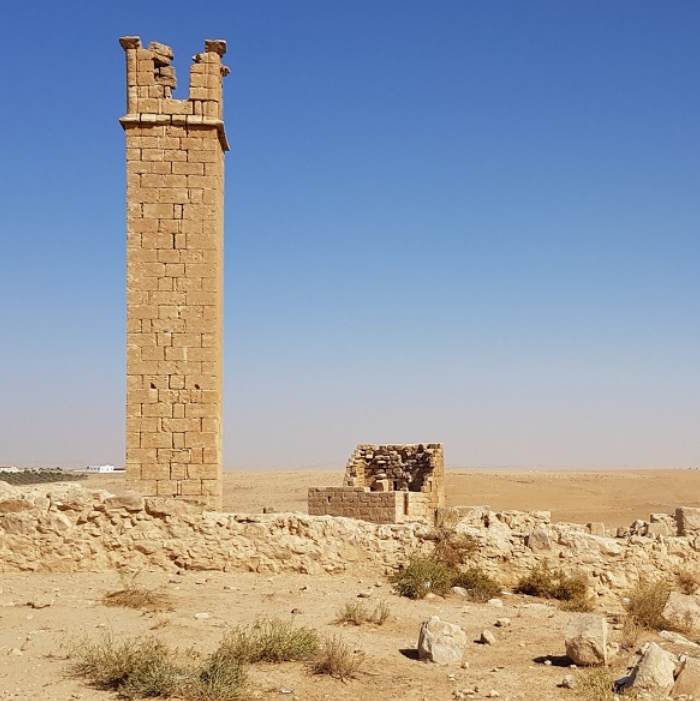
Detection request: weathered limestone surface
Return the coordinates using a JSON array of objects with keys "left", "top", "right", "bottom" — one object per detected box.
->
[
  {"left": 627, "top": 642, "right": 676, "bottom": 695},
  {"left": 564, "top": 614, "right": 607, "bottom": 667},
  {"left": 120, "top": 36, "right": 229, "bottom": 509},
  {"left": 309, "top": 443, "right": 444, "bottom": 524},
  {"left": 4, "top": 481, "right": 700, "bottom": 598},
  {"left": 417, "top": 616, "right": 467, "bottom": 664}
]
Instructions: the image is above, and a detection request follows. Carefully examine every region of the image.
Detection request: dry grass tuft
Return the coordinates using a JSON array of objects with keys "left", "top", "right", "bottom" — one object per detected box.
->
[
  {"left": 575, "top": 668, "right": 618, "bottom": 701},
  {"left": 220, "top": 618, "right": 318, "bottom": 664},
  {"left": 67, "top": 634, "right": 182, "bottom": 699},
  {"left": 623, "top": 579, "right": 672, "bottom": 631},
  {"left": 312, "top": 634, "right": 365, "bottom": 681},
  {"left": 334, "top": 600, "right": 391, "bottom": 626},
  {"left": 103, "top": 573, "right": 173, "bottom": 612},
  {"left": 677, "top": 567, "right": 700, "bottom": 595}
]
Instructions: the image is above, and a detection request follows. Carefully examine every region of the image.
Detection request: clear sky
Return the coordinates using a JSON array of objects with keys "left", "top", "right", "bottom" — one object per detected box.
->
[{"left": 0, "top": 1, "right": 698, "bottom": 470}]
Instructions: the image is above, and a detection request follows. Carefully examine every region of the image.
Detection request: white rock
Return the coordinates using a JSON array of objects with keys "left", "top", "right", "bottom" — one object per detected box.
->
[
  {"left": 661, "top": 591, "right": 700, "bottom": 630},
  {"left": 565, "top": 614, "right": 607, "bottom": 667},
  {"left": 627, "top": 642, "right": 676, "bottom": 695},
  {"left": 417, "top": 616, "right": 467, "bottom": 665},
  {"left": 672, "top": 656, "right": 700, "bottom": 697},
  {"left": 480, "top": 630, "right": 496, "bottom": 645}
]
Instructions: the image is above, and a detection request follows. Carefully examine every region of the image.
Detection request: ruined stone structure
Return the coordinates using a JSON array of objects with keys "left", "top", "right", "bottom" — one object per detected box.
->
[
  {"left": 309, "top": 443, "right": 445, "bottom": 524},
  {"left": 119, "top": 37, "right": 229, "bottom": 509}
]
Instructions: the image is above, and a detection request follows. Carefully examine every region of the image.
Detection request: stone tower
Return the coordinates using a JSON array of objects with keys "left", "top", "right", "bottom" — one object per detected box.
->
[{"left": 119, "top": 37, "right": 229, "bottom": 509}]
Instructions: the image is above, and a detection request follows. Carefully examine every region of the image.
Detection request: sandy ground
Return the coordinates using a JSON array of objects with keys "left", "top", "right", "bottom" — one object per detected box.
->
[
  {"left": 0, "top": 570, "right": 642, "bottom": 701},
  {"left": 2, "top": 468, "right": 698, "bottom": 700},
  {"left": 88, "top": 467, "right": 700, "bottom": 528}
]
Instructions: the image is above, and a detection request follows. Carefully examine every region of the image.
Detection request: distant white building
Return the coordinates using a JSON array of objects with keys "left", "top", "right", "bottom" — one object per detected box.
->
[
  {"left": 86, "top": 464, "right": 117, "bottom": 473},
  {"left": 0, "top": 466, "right": 19, "bottom": 473}
]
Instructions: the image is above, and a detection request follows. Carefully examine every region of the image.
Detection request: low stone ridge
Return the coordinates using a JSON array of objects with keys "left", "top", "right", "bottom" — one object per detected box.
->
[{"left": 3, "top": 481, "right": 700, "bottom": 596}]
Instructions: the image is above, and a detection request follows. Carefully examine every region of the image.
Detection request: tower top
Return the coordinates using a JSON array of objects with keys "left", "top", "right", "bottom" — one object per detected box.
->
[{"left": 119, "top": 37, "right": 229, "bottom": 150}]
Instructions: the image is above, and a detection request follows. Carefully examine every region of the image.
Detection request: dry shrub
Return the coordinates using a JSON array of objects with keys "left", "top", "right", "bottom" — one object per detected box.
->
[
  {"left": 186, "top": 643, "right": 247, "bottom": 700},
  {"left": 677, "top": 567, "right": 700, "bottom": 595},
  {"left": 430, "top": 528, "right": 478, "bottom": 568},
  {"left": 619, "top": 617, "right": 643, "bottom": 651},
  {"left": 515, "top": 562, "right": 593, "bottom": 611},
  {"left": 103, "top": 573, "right": 173, "bottom": 612},
  {"left": 451, "top": 566, "right": 501, "bottom": 603},
  {"left": 390, "top": 557, "right": 454, "bottom": 599},
  {"left": 312, "top": 635, "right": 364, "bottom": 681},
  {"left": 68, "top": 634, "right": 182, "bottom": 699},
  {"left": 575, "top": 668, "right": 618, "bottom": 701},
  {"left": 624, "top": 579, "right": 672, "bottom": 631},
  {"left": 220, "top": 618, "right": 318, "bottom": 663},
  {"left": 335, "top": 601, "right": 391, "bottom": 626}
]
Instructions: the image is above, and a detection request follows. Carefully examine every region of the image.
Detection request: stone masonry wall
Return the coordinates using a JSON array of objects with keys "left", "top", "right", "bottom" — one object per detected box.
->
[
  {"left": 5, "top": 481, "right": 700, "bottom": 602},
  {"left": 309, "top": 444, "right": 444, "bottom": 524},
  {"left": 119, "top": 37, "right": 229, "bottom": 509}
]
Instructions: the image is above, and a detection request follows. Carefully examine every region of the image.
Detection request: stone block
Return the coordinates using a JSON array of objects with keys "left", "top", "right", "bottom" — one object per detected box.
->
[{"left": 565, "top": 614, "right": 607, "bottom": 666}]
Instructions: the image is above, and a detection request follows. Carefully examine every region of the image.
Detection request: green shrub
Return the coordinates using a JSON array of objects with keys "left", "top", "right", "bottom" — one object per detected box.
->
[
  {"left": 220, "top": 618, "right": 318, "bottom": 663},
  {"left": 312, "top": 635, "right": 364, "bottom": 681},
  {"left": 451, "top": 566, "right": 501, "bottom": 602},
  {"left": 515, "top": 562, "right": 593, "bottom": 611},
  {"left": 390, "top": 557, "right": 454, "bottom": 599}
]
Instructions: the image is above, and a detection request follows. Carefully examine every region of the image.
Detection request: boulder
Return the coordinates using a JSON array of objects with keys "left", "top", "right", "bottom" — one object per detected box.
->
[
  {"left": 564, "top": 614, "right": 607, "bottom": 666},
  {"left": 676, "top": 507, "right": 700, "bottom": 536},
  {"left": 661, "top": 591, "right": 700, "bottom": 631},
  {"left": 627, "top": 642, "right": 676, "bottom": 695},
  {"left": 417, "top": 616, "right": 467, "bottom": 665},
  {"left": 672, "top": 656, "right": 700, "bottom": 697}
]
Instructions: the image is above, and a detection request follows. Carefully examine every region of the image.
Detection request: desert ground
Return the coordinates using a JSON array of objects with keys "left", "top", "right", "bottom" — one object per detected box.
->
[
  {"left": 2, "top": 468, "right": 699, "bottom": 701},
  {"left": 89, "top": 467, "right": 700, "bottom": 529}
]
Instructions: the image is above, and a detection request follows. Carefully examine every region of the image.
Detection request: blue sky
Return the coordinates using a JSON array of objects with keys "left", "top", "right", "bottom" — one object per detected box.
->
[{"left": 0, "top": 1, "right": 698, "bottom": 469}]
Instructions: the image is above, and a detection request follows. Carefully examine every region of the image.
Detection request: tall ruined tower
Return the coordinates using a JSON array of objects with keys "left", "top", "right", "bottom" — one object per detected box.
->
[{"left": 119, "top": 37, "right": 229, "bottom": 509}]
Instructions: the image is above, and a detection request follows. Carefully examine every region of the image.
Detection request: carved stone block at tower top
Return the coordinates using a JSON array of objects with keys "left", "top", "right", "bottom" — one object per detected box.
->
[{"left": 119, "top": 37, "right": 229, "bottom": 509}]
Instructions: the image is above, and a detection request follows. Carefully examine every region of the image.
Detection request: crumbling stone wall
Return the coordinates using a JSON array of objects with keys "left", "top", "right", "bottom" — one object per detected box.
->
[
  {"left": 309, "top": 444, "right": 445, "bottom": 524},
  {"left": 4, "top": 480, "right": 700, "bottom": 601},
  {"left": 119, "top": 37, "right": 229, "bottom": 509}
]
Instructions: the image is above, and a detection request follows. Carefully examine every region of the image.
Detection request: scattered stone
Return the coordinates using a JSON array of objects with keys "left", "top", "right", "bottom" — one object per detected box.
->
[
  {"left": 661, "top": 591, "right": 700, "bottom": 630},
  {"left": 676, "top": 507, "right": 700, "bottom": 536},
  {"left": 495, "top": 618, "right": 511, "bottom": 628},
  {"left": 565, "top": 614, "right": 608, "bottom": 667},
  {"left": 487, "top": 599, "right": 503, "bottom": 608},
  {"left": 194, "top": 612, "right": 210, "bottom": 619},
  {"left": 26, "top": 598, "right": 53, "bottom": 609},
  {"left": 452, "top": 586, "right": 469, "bottom": 597},
  {"left": 417, "top": 616, "right": 467, "bottom": 665},
  {"left": 627, "top": 642, "right": 676, "bottom": 695},
  {"left": 672, "top": 656, "right": 700, "bottom": 697},
  {"left": 357, "top": 589, "right": 373, "bottom": 598},
  {"left": 561, "top": 674, "right": 575, "bottom": 689},
  {"left": 480, "top": 630, "right": 496, "bottom": 645}
]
